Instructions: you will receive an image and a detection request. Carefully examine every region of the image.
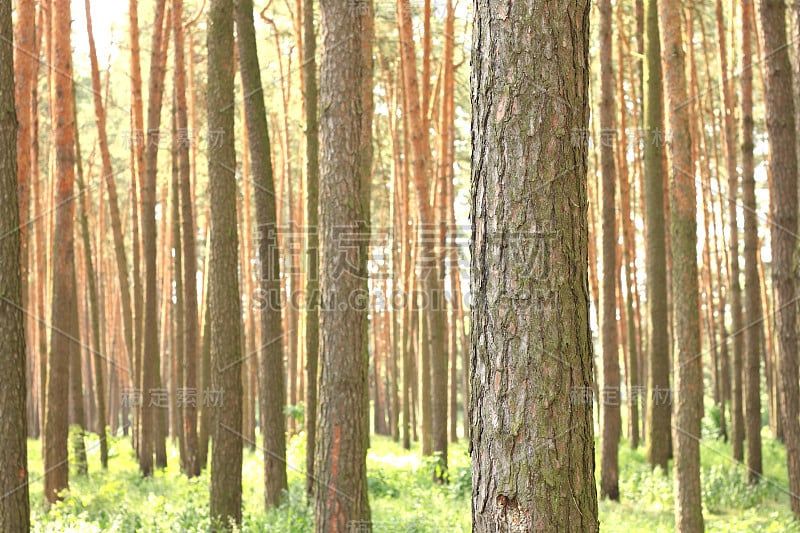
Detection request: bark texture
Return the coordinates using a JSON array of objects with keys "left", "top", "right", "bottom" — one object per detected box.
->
[
  {"left": 314, "top": 0, "right": 374, "bottom": 529},
  {"left": 471, "top": 0, "right": 598, "bottom": 530},
  {"left": 0, "top": 0, "right": 30, "bottom": 526}
]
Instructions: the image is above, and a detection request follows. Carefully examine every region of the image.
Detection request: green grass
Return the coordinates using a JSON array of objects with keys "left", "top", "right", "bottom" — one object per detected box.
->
[{"left": 27, "top": 428, "right": 800, "bottom": 531}]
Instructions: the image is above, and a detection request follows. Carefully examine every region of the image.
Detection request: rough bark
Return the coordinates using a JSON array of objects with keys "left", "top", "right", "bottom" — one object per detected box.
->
[
  {"left": 313, "top": 0, "right": 374, "bottom": 529},
  {"left": 0, "top": 0, "right": 31, "bottom": 524},
  {"left": 471, "top": 0, "right": 599, "bottom": 529}
]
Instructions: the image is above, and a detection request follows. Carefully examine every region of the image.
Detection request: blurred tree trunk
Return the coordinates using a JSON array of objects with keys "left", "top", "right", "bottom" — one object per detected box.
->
[
  {"left": 44, "top": 0, "right": 76, "bottom": 504},
  {"left": 759, "top": 0, "right": 800, "bottom": 517},
  {"left": 644, "top": 0, "right": 670, "bottom": 474},
  {"left": 741, "top": 0, "right": 763, "bottom": 484},
  {"left": 139, "top": 0, "right": 169, "bottom": 476},
  {"left": 303, "top": 0, "right": 321, "bottom": 500},
  {"left": 173, "top": 0, "right": 201, "bottom": 479},
  {"left": 397, "top": 0, "right": 448, "bottom": 481},
  {"left": 599, "top": 0, "right": 620, "bottom": 502},
  {"left": 659, "top": 0, "right": 704, "bottom": 529},
  {"left": 236, "top": 0, "right": 288, "bottom": 509}
]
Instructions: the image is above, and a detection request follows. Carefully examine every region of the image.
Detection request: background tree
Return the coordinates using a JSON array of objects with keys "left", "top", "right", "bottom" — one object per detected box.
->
[
  {"left": 303, "top": 0, "right": 320, "bottom": 501},
  {"left": 44, "top": 0, "right": 77, "bottom": 504},
  {"left": 659, "top": 0, "right": 704, "bottom": 529},
  {"left": 758, "top": 0, "right": 800, "bottom": 517},
  {"left": 470, "top": 0, "right": 598, "bottom": 529},
  {"left": 741, "top": 0, "right": 762, "bottom": 484},
  {"left": 643, "top": 0, "right": 671, "bottom": 473},
  {"left": 599, "top": 0, "right": 621, "bottom": 502},
  {"left": 235, "top": 0, "right": 288, "bottom": 509}
]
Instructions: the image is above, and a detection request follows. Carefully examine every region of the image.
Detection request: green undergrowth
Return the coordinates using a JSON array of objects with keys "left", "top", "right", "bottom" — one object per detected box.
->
[{"left": 27, "top": 427, "right": 800, "bottom": 531}]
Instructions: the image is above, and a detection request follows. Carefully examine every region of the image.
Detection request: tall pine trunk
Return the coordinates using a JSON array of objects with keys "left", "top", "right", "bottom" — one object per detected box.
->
[
  {"left": 644, "top": 0, "right": 671, "bottom": 473},
  {"left": 659, "top": 0, "right": 704, "bottom": 528},
  {"left": 235, "top": 0, "right": 288, "bottom": 509},
  {"left": 314, "top": 0, "right": 374, "bottom": 529},
  {"left": 759, "top": 0, "right": 800, "bottom": 517},
  {"left": 0, "top": 0, "right": 31, "bottom": 524},
  {"left": 470, "top": 0, "right": 598, "bottom": 529}
]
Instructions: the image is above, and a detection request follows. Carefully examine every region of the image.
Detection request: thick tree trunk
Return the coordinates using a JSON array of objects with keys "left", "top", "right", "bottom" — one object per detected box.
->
[
  {"left": 313, "top": 0, "right": 374, "bottom": 530},
  {"left": 208, "top": 0, "right": 244, "bottom": 527},
  {"left": 471, "top": 0, "right": 598, "bottom": 529},
  {"left": 759, "top": 0, "right": 800, "bottom": 517},
  {"left": 235, "top": 0, "right": 288, "bottom": 509},
  {"left": 0, "top": 0, "right": 31, "bottom": 524}
]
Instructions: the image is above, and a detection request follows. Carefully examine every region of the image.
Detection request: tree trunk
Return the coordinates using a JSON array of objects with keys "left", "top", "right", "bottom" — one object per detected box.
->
[
  {"left": 235, "top": 0, "right": 288, "bottom": 509},
  {"left": 644, "top": 0, "right": 671, "bottom": 474},
  {"left": 44, "top": 0, "right": 76, "bottom": 504},
  {"left": 659, "top": 0, "right": 704, "bottom": 529},
  {"left": 471, "top": 0, "right": 598, "bottom": 529},
  {"left": 302, "top": 0, "right": 321, "bottom": 501},
  {"left": 741, "top": 0, "right": 763, "bottom": 484},
  {"left": 139, "top": 0, "right": 169, "bottom": 476},
  {"left": 208, "top": 0, "right": 243, "bottom": 527},
  {"left": 758, "top": 0, "right": 800, "bottom": 517},
  {"left": 599, "top": 0, "right": 620, "bottom": 502},
  {"left": 0, "top": 0, "right": 31, "bottom": 523},
  {"left": 313, "top": 0, "right": 374, "bottom": 529},
  {"left": 173, "top": 0, "right": 201, "bottom": 479},
  {"left": 396, "top": 0, "right": 449, "bottom": 481}
]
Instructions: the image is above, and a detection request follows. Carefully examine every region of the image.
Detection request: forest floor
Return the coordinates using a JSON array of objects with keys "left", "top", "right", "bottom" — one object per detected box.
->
[{"left": 28, "top": 423, "right": 800, "bottom": 532}]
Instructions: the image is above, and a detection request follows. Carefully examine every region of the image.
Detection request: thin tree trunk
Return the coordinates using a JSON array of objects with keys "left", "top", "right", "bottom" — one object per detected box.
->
[
  {"left": 644, "top": 0, "right": 671, "bottom": 473},
  {"left": 302, "top": 0, "right": 321, "bottom": 500},
  {"left": 139, "top": 0, "right": 169, "bottom": 476},
  {"left": 741, "top": 0, "right": 763, "bottom": 483},
  {"left": 173, "top": 0, "right": 200, "bottom": 479},
  {"left": 659, "top": 0, "right": 704, "bottom": 528},
  {"left": 235, "top": 0, "right": 287, "bottom": 509},
  {"left": 599, "top": 0, "right": 620, "bottom": 501},
  {"left": 397, "top": 0, "right": 448, "bottom": 481}
]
